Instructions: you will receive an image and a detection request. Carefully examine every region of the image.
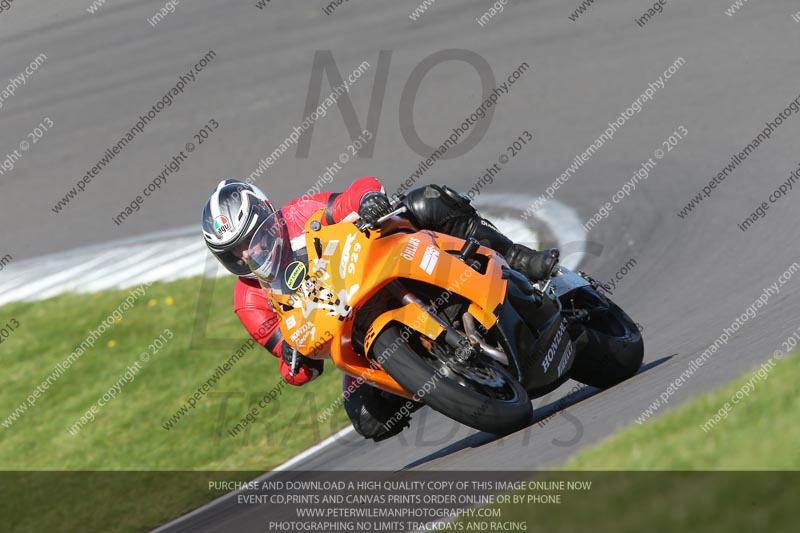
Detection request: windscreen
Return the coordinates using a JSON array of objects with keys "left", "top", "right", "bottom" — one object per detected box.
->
[{"left": 246, "top": 202, "right": 322, "bottom": 294}]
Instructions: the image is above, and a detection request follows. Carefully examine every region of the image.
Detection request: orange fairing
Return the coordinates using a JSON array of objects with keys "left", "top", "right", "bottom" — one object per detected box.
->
[{"left": 266, "top": 208, "right": 508, "bottom": 398}]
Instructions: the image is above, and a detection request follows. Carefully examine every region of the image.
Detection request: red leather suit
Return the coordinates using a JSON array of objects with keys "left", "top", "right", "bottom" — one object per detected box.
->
[{"left": 233, "top": 176, "right": 381, "bottom": 385}]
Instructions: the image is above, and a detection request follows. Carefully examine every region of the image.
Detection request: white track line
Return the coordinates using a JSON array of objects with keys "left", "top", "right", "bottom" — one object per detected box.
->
[
  {"left": 150, "top": 426, "right": 357, "bottom": 533},
  {"left": 0, "top": 226, "right": 223, "bottom": 306},
  {"left": 0, "top": 196, "right": 584, "bottom": 306},
  {"left": 271, "top": 425, "right": 357, "bottom": 472},
  {"left": 474, "top": 195, "right": 586, "bottom": 270}
]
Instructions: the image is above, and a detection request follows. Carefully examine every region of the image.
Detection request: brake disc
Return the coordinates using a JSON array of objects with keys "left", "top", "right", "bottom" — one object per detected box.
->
[{"left": 427, "top": 342, "right": 505, "bottom": 388}]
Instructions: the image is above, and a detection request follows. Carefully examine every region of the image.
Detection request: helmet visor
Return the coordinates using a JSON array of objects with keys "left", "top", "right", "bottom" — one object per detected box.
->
[{"left": 246, "top": 212, "right": 305, "bottom": 294}]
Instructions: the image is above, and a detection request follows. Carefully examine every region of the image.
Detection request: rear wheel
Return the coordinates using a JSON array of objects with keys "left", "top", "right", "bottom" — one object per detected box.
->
[
  {"left": 372, "top": 323, "right": 532, "bottom": 435},
  {"left": 564, "top": 288, "right": 643, "bottom": 388}
]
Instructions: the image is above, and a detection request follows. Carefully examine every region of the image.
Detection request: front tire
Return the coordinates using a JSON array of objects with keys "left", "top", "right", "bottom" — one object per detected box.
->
[
  {"left": 567, "top": 289, "right": 644, "bottom": 388},
  {"left": 373, "top": 324, "right": 532, "bottom": 435}
]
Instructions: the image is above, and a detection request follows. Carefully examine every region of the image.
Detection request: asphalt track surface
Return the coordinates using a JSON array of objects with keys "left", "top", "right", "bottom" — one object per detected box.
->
[{"left": 2, "top": 0, "right": 800, "bottom": 531}]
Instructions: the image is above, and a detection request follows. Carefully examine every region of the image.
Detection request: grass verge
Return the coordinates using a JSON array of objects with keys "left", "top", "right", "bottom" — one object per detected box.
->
[{"left": 0, "top": 276, "right": 350, "bottom": 531}]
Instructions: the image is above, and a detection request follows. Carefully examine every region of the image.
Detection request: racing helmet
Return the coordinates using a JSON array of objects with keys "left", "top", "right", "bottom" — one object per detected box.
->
[{"left": 201, "top": 179, "right": 275, "bottom": 277}]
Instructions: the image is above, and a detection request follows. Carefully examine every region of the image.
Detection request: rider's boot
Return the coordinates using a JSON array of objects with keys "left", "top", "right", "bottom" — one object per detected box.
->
[
  {"left": 503, "top": 244, "right": 560, "bottom": 281},
  {"left": 465, "top": 216, "right": 559, "bottom": 281},
  {"left": 342, "top": 375, "right": 423, "bottom": 441}
]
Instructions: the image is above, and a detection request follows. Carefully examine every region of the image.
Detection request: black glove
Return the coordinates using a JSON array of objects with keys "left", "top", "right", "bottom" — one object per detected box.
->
[
  {"left": 358, "top": 192, "right": 392, "bottom": 226},
  {"left": 281, "top": 341, "right": 323, "bottom": 380}
]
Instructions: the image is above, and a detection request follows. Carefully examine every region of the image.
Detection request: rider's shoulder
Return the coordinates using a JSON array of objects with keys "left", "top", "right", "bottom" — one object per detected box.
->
[{"left": 235, "top": 277, "right": 262, "bottom": 290}]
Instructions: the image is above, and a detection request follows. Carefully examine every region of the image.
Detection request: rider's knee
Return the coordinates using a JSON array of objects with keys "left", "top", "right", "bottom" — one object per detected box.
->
[{"left": 402, "top": 184, "right": 476, "bottom": 230}]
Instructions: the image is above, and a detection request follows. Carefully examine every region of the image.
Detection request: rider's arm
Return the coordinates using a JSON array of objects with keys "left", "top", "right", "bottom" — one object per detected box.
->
[
  {"left": 281, "top": 176, "right": 382, "bottom": 226},
  {"left": 233, "top": 278, "right": 322, "bottom": 385},
  {"left": 234, "top": 278, "right": 283, "bottom": 353},
  {"left": 326, "top": 176, "right": 383, "bottom": 224},
  {"left": 282, "top": 176, "right": 382, "bottom": 224}
]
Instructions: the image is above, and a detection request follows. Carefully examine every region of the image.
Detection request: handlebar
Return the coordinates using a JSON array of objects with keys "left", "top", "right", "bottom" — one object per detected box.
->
[{"left": 356, "top": 206, "right": 408, "bottom": 231}]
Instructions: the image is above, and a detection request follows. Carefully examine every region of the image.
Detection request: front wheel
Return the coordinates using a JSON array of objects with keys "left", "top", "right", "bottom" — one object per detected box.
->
[
  {"left": 565, "top": 288, "right": 644, "bottom": 388},
  {"left": 372, "top": 324, "right": 532, "bottom": 435}
]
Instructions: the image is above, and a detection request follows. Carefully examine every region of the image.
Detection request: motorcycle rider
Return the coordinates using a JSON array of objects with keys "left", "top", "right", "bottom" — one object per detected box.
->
[{"left": 201, "top": 177, "right": 559, "bottom": 441}]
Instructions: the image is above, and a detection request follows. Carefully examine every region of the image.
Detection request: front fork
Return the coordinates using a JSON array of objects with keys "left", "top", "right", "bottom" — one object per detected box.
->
[
  {"left": 388, "top": 281, "right": 509, "bottom": 367},
  {"left": 556, "top": 273, "right": 607, "bottom": 349}
]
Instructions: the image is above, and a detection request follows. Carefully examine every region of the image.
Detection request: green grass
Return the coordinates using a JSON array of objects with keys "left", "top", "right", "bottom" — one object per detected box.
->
[
  {"left": 463, "top": 355, "right": 800, "bottom": 532},
  {"left": 561, "top": 354, "right": 799, "bottom": 470},
  {"left": 0, "top": 276, "right": 350, "bottom": 531}
]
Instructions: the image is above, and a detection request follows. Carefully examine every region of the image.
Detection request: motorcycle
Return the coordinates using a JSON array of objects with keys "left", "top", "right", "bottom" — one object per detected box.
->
[{"left": 246, "top": 201, "right": 643, "bottom": 435}]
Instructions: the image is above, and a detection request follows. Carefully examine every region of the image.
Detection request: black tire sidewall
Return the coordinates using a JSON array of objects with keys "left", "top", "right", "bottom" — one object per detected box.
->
[
  {"left": 569, "top": 296, "right": 644, "bottom": 388},
  {"left": 373, "top": 324, "right": 532, "bottom": 435}
]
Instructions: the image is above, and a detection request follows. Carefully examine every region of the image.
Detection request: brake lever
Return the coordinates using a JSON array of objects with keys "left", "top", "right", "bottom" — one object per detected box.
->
[
  {"left": 288, "top": 347, "right": 298, "bottom": 377},
  {"left": 357, "top": 206, "right": 408, "bottom": 232},
  {"left": 375, "top": 206, "right": 407, "bottom": 225}
]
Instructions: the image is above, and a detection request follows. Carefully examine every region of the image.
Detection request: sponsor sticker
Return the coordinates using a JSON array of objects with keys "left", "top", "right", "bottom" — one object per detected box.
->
[
  {"left": 285, "top": 315, "right": 297, "bottom": 330},
  {"left": 323, "top": 240, "right": 339, "bottom": 257},
  {"left": 557, "top": 340, "right": 573, "bottom": 377},
  {"left": 213, "top": 215, "right": 232, "bottom": 236},
  {"left": 339, "top": 232, "right": 360, "bottom": 279},
  {"left": 419, "top": 245, "right": 440, "bottom": 275},
  {"left": 401, "top": 237, "right": 421, "bottom": 261},
  {"left": 290, "top": 322, "right": 316, "bottom": 347},
  {"left": 285, "top": 260, "right": 307, "bottom": 291},
  {"left": 542, "top": 321, "right": 567, "bottom": 374}
]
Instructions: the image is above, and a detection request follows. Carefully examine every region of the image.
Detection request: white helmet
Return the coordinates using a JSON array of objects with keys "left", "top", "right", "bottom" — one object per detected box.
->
[{"left": 201, "top": 179, "right": 275, "bottom": 277}]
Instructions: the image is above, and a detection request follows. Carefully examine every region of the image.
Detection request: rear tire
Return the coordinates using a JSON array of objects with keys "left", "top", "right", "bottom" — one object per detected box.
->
[
  {"left": 373, "top": 324, "right": 532, "bottom": 435},
  {"left": 567, "top": 289, "right": 644, "bottom": 388}
]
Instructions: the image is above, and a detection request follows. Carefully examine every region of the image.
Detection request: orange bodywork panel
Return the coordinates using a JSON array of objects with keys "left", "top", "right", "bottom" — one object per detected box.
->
[{"left": 266, "top": 208, "right": 508, "bottom": 398}]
